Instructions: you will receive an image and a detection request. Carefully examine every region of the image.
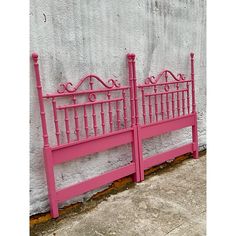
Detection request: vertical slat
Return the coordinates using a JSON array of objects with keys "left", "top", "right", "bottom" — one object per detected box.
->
[
  {"left": 176, "top": 83, "right": 180, "bottom": 116},
  {"left": 165, "top": 71, "right": 169, "bottom": 118},
  {"left": 182, "top": 90, "right": 185, "bottom": 115},
  {"left": 148, "top": 96, "right": 152, "bottom": 123},
  {"left": 92, "top": 104, "right": 97, "bottom": 136},
  {"left": 166, "top": 93, "right": 170, "bottom": 119},
  {"left": 116, "top": 100, "right": 121, "bottom": 130},
  {"left": 161, "top": 94, "right": 164, "bottom": 120},
  {"left": 73, "top": 95, "right": 80, "bottom": 140},
  {"left": 100, "top": 103, "right": 105, "bottom": 134},
  {"left": 154, "top": 85, "right": 158, "bottom": 121},
  {"left": 141, "top": 88, "right": 146, "bottom": 124},
  {"left": 32, "top": 53, "right": 49, "bottom": 147},
  {"left": 171, "top": 92, "right": 175, "bottom": 118},
  {"left": 107, "top": 91, "right": 113, "bottom": 132},
  {"left": 187, "top": 82, "right": 190, "bottom": 114},
  {"left": 122, "top": 89, "right": 127, "bottom": 128},
  {"left": 52, "top": 98, "right": 60, "bottom": 145},
  {"left": 64, "top": 108, "right": 70, "bottom": 143},
  {"left": 83, "top": 105, "right": 89, "bottom": 138}
]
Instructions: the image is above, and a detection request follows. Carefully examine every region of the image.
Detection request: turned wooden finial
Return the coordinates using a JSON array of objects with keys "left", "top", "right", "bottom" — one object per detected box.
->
[
  {"left": 32, "top": 52, "right": 38, "bottom": 63},
  {"left": 127, "top": 53, "right": 135, "bottom": 61},
  {"left": 190, "top": 52, "right": 194, "bottom": 59}
]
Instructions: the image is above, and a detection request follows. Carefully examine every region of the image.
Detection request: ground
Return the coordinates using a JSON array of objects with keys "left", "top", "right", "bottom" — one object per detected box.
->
[{"left": 31, "top": 155, "right": 206, "bottom": 236}]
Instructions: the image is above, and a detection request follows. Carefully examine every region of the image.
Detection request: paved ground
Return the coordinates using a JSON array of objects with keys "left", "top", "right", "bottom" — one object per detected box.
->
[{"left": 34, "top": 155, "right": 206, "bottom": 236}]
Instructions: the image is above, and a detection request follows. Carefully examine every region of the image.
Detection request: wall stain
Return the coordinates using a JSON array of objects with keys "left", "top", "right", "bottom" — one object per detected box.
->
[{"left": 43, "top": 13, "right": 47, "bottom": 23}]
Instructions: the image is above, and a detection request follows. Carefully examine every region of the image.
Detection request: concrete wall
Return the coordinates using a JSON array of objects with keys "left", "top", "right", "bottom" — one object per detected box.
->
[{"left": 30, "top": 0, "right": 206, "bottom": 215}]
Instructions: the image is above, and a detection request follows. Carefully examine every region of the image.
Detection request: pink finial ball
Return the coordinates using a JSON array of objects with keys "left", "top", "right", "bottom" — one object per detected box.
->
[
  {"left": 32, "top": 52, "right": 38, "bottom": 62},
  {"left": 190, "top": 52, "right": 194, "bottom": 58},
  {"left": 127, "top": 53, "right": 135, "bottom": 60}
]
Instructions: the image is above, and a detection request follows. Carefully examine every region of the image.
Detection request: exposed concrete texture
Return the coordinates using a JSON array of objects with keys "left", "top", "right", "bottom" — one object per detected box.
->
[
  {"left": 31, "top": 155, "right": 206, "bottom": 236},
  {"left": 30, "top": 0, "right": 206, "bottom": 215}
]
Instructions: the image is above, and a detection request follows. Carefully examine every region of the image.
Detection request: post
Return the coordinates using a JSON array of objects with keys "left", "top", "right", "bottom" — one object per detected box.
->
[
  {"left": 191, "top": 53, "right": 196, "bottom": 114},
  {"left": 127, "top": 54, "right": 141, "bottom": 182},
  {"left": 127, "top": 54, "right": 135, "bottom": 127},
  {"left": 131, "top": 54, "right": 139, "bottom": 125},
  {"left": 190, "top": 53, "right": 199, "bottom": 159},
  {"left": 32, "top": 52, "right": 49, "bottom": 148},
  {"left": 32, "top": 53, "right": 59, "bottom": 218}
]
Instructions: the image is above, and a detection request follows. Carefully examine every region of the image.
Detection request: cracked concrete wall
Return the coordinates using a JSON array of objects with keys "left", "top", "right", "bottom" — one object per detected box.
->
[{"left": 30, "top": 0, "right": 206, "bottom": 215}]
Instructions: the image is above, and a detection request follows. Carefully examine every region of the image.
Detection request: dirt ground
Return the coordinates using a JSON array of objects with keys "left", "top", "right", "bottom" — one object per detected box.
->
[{"left": 31, "top": 154, "right": 206, "bottom": 236}]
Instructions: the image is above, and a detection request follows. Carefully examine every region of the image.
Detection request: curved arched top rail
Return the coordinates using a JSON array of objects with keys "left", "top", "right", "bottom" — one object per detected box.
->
[
  {"left": 57, "top": 74, "right": 121, "bottom": 94},
  {"left": 144, "top": 70, "right": 186, "bottom": 85}
]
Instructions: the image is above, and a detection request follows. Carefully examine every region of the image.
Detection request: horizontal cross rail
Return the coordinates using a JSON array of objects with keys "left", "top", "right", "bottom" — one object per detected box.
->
[
  {"left": 57, "top": 97, "right": 123, "bottom": 110},
  {"left": 143, "top": 143, "right": 192, "bottom": 170},
  {"left": 138, "top": 80, "right": 191, "bottom": 88},
  {"left": 140, "top": 114, "right": 195, "bottom": 139},
  {"left": 43, "top": 86, "right": 129, "bottom": 98},
  {"left": 56, "top": 163, "right": 135, "bottom": 202},
  {"left": 144, "top": 89, "right": 188, "bottom": 97}
]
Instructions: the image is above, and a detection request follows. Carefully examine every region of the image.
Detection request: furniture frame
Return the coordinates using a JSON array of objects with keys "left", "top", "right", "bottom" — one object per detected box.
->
[{"left": 32, "top": 52, "right": 198, "bottom": 218}]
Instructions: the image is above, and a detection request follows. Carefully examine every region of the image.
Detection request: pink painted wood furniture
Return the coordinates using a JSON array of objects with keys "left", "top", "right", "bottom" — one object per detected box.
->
[
  {"left": 128, "top": 53, "right": 199, "bottom": 181},
  {"left": 32, "top": 52, "right": 198, "bottom": 218}
]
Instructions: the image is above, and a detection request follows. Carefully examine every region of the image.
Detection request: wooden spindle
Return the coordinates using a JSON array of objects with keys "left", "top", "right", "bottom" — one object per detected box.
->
[
  {"left": 154, "top": 85, "right": 158, "bottom": 121},
  {"left": 92, "top": 104, "right": 97, "bottom": 136},
  {"left": 116, "top": 100, "right": 121, "bottom": 130},
  {"left": 64, "top": 108, "right": 70, "bottom": 143},
  {"left": 176, "top": 83, "right": 180, "bottom": 117},
  {"left": 100, "top": 103, "right": 105, "bottom": 134},
  {"left": 141, "top": 88, "right": 146, "bottom": 124},
  {"left": 166, "top": 93, "right": 170, "bottom": 119},
  {"left": 83, "top": 105, "right": 89, "bottom": 138},
  {"left": 73, "top": 95, "right": 80, "bottom": 140},
  {"left": 148, "top": 96, "right": 152, "bottom": 123},
  {"left": 187, "top": 82, "right": 190, "bottom": 114},
  {"left": 52, "top": 98, "right": 60, "bottom": 145},
  {"left": 171, "top": 92, "right": 175, "bottom": 118},
  {"left": 107, "top": 91, "right": 113, "bottom": 132},
  {"left": 122, "top": 89, "right": 127, "bottom": 128},
  {"left": 182, "top": 91, "right": 185, "bottom": 115},
  {"left": 161, "top": 94, "right": 164, "bottom": 120}
]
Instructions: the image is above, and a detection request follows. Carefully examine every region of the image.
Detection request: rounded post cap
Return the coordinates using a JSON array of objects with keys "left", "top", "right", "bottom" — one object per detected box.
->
[
  {"left": 190, "top": 52, "right": 194, "bottom": 58},
  {"left": 127, "top": 53, "right": 136, "bottom": 60},
  {"left": 32, "top": 52, "right": 38, "bottom": 62}
]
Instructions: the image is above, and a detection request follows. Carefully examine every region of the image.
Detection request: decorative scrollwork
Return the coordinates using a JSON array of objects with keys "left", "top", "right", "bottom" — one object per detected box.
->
[
  {"left": 57, "top": 75, "right": 121, "bottom": 94},
  {"left": 177, "top": 73, "right": 186, "bottom": 80},
  {"left": 144, "top": 70, "right": 186, "bottom": 85},
  {"left": 145, "top": 76, "right": 156, "bottom": 85},
  {"left": 57, "top": 82, "right": 76, "bottom": 93}
]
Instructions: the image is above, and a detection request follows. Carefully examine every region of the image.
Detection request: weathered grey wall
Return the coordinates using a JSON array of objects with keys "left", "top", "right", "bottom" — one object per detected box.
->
[{"left": 30, "top": 0, "right": 206, "bottom": 215}]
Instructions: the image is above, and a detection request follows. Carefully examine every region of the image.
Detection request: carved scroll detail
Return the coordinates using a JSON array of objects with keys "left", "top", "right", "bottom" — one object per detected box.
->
[
  {"left": 145, "top": 70, "right": 186, "bottom": 85},
  {"left": 57, "top": 75, "right": 120, "bottom": 94}
]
